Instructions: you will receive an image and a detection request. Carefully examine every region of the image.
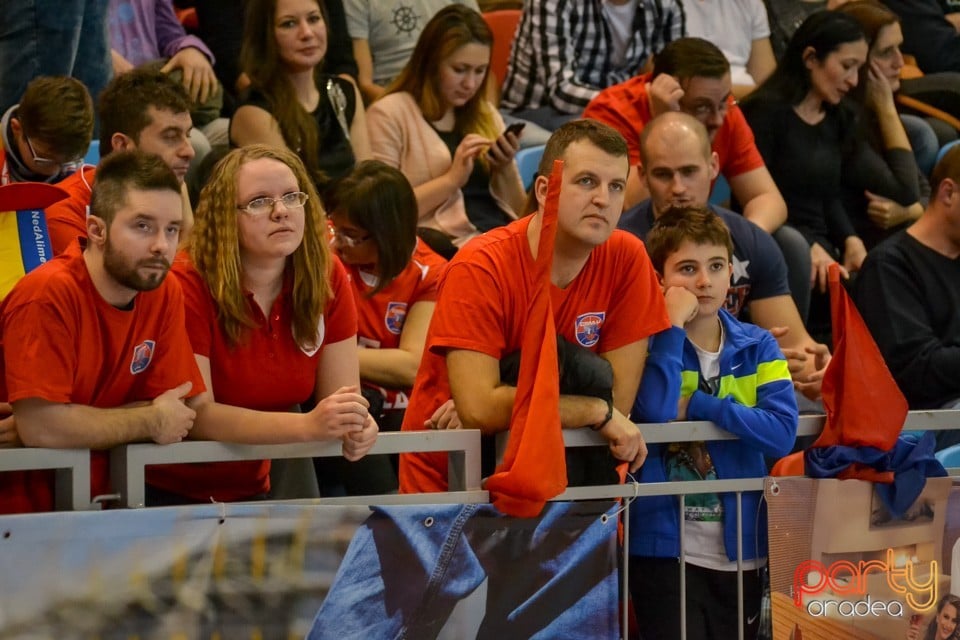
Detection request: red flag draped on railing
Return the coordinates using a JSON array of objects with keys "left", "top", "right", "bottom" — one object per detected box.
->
[
  {"left": 771, "top": 263, "right": 908, "bottom": 478},
  {"left": 484, "top": 160, "right": 567, "bottom": 517}
]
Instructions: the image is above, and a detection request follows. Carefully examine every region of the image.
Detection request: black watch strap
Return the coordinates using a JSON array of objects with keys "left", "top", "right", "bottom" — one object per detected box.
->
[{"left": 591, "top": 397, "right": 614, "bottom": 431}]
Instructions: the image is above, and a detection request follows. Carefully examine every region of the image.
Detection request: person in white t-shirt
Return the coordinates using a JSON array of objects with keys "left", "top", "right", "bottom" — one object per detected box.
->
[
  {"left": 681, "top": 0, "right": 776, "bottom": 97},
  {"left": 345, "top": 0, "right": 479, "bottom": 104}
]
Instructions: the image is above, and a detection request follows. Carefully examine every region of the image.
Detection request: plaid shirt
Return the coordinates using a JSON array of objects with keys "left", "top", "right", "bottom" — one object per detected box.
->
[{"left": 501, "top": 0, "right": 685, "bottom": 115}]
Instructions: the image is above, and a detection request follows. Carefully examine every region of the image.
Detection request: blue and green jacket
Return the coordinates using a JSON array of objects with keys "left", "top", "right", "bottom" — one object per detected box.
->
[{"left": 630, "top": 309, "right": 798, "bottom": 561}]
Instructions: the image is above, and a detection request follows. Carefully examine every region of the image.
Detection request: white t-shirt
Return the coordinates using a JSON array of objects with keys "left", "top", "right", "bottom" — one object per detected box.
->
[
  {"left": 682, "top": 322, "right": 760, "bottom": 571},
  {"left": 344, "top": 0, "right": 480, "bottom": 86},
  {"left": 602, "top": 0, "right": 640, "bottom": 67},
  {"left": 682, "top": 0, "right": 771, "bottom": 88}
]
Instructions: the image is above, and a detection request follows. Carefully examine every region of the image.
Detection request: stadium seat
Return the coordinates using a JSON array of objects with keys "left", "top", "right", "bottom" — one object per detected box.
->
[
  {"left": 482, "top": 10, "right": 521, "bottom": 88},
  {"left": 83, "top": 140, "right": 100, "bottom": 166},
  {"left": 936, "top": 139, "right": 960, "bottom": 166},
  {"left": 515, "top": 144, "right": 544, "bottom": 191},
  {"left": 936, "top": 442, "right": 960, "bottom": 467},
  {"left": 176, "top": 7, "right": 199, "bottom": 32},
  {"left": 709, "top": 173, "right": 731, "bottom": 207}
]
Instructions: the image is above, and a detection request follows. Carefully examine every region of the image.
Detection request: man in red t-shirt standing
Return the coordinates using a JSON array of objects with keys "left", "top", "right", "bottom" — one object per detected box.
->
[
  {"left": 0, "top": 150, "right": 205, "bottom": 513},
  {"left": 399, "top": 120, "right": 671, "bottom": 494}
]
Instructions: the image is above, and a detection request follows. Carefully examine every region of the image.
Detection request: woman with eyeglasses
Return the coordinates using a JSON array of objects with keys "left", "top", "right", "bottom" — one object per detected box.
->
[
  {"left": 144, "top": 144, "right": 378, "bottom": 505},
  {"left": 327, "top": 160, "right": 447, "bottom": 418},
  {"left": 229, "top": 0, "right": 370, "bottom": 195},
  {"left": 366, "top": 4, "right": 525, "bottom": 249},
  {"left": 315, "top": 160, "right": 449, "bottom": 494}
]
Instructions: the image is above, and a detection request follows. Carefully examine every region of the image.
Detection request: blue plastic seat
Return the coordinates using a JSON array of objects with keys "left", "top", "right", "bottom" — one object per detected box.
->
[
  {"left": 709, "top": 173, "right": 731, "bottom": 206},
  {"left": 83, "top": 140, "right": 99, "bottom": 165},
  {"left": 515, "top": 144, "right": 545, "bottom": 191},
  {"left": 936, "top": 139, "right": 960, "bottom": 167},
  {"left": 935, "top": 442, "right": 960, "bottom": 467}
]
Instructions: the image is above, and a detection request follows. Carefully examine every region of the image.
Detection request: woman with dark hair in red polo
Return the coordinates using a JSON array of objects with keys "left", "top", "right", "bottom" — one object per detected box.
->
[{"left": 319, "top": 159, "right": 449, "bottom": 494}]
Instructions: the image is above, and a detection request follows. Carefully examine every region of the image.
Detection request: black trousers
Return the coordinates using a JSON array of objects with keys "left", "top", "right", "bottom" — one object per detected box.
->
[{"left": 629, "top": 556, "right": 763, "bottom": 640}]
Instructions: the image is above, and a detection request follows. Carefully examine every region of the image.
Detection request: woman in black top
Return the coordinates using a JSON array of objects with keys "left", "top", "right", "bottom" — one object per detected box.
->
[
  {"left": 835, "top": 0, "right": 926, "bottom": 249},
  {"left": 229, "top": 0, "right": 370, "bottom": 194},
  {"left": 741, "top": 11, "right": 869, "bottom": 293}
]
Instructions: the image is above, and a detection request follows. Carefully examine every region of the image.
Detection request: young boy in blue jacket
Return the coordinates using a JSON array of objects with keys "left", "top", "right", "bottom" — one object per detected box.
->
[{"left": 629, "top": 206, "right": 798, "bottom": 640}]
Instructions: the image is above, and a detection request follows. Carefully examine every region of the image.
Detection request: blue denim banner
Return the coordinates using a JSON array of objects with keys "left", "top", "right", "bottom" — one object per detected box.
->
[{"left": 309, "top": 501, "right": 621, "bottom": 639}]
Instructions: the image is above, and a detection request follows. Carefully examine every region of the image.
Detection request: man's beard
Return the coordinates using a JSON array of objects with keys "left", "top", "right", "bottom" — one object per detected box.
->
[{"left": 102, "top": 238, "right": 170, "bottom": 292}]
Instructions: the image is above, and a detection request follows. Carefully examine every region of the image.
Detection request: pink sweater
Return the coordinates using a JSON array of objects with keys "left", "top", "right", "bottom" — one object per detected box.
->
[{"left": 367, "top": 92, "right": 522, "bottom": 245}]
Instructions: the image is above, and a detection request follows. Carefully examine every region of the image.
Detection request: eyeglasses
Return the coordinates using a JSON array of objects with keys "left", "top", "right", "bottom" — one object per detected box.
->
[
  {"left": 679, "top": 98, "right": 733, "bottom": 121},
  {"left": 22, "top": 132, "right": 84, "bottom": 174},
  {"left": 327, "top": 217, "right": 371, "bottom": 248},
  {"left": 237, "top": 191, "right": 308, "bottom": 216}
]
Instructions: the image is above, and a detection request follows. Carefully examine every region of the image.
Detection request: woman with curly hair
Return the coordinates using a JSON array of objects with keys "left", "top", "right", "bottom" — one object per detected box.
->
[
  {"left": 366, "top": 4, "right": 525, "bottom": 248},
  {"left": 230, "top": 0, "right": 370, "bottom": 194},
  {"left": 144, "top": 144, "right": 378, "bottom": 504}
]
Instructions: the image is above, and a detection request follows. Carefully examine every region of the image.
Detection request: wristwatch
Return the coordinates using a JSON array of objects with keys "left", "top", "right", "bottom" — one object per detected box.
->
[{"left": 591, "top": 397, "right": 614, "bottom": 431}]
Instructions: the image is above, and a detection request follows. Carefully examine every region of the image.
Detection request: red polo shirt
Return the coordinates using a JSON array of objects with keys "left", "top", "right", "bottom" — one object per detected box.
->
[{"left": 151, "top": 253, "right": 358, "bottom": 501}]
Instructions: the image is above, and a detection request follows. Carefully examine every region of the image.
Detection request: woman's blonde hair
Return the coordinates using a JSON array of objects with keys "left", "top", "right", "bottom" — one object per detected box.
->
[
  {"left": 189, "top": 144, "right": 333, "bottom": 349},
  {"left": 385, "top": 5, "right": 498, "bottom": 143}
]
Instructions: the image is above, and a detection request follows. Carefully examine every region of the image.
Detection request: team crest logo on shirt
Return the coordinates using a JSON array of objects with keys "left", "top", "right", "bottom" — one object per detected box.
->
[
  {"left": 130, "top": 340, "right": 156, "bottom": 374},
  {"left": 385, "top": 302, "right": 407, "bottom": 335},
  {"left": 574, "top": 312, "right": 605, "bottom": 347}
]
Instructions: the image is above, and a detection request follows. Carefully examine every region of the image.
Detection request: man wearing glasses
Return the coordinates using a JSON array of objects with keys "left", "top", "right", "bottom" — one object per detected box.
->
[
  {"left": 0, "top": 76, "right": 93, "bottom": 185},
  {"left": 583, "top": 38, "right": 786, "bottom": 229},
  {"left": 44, "top": 68, "right": 196, "bottom": 255},
  {"left": 584, "top": 36, "right": 813, "bottom": 322}
]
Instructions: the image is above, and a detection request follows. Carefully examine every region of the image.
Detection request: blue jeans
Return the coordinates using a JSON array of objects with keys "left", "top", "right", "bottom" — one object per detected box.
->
[
  {"left": 772, "top": 224, "right": 812, "bottom": 323},
  {"left": 0, "top": 0, "right": 111, "bottom": 117},
  {"left": 901, "top": 113, "right": 939, "bottom": 177},
  {"left": 307, "top": 501, "right": 620, "bottom": 639}
]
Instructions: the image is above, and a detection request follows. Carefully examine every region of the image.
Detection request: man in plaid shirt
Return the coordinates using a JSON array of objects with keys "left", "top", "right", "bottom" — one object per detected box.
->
[{"left": 501, "top": 0, "right": 685, "bottom": 131}]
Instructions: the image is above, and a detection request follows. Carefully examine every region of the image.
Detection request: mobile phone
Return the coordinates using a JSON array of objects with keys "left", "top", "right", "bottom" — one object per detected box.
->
[
  {"left": 488, "top": 122, "right": 527, "bottom": 158},
  {"left": 504, "top": 122, "right": 526, "bottom": 137}
]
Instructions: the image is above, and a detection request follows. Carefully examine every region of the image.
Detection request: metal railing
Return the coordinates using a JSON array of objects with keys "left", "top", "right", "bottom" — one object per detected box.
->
[
  {"left": 555, "top": 410, "right": 960, "bottom": 640},
  {"left": 0, "top": 448, "right": 90, "bottom": 510},
  {"left": 108, "top": 430, "right": 484, "bottom": 508},
  {"left": 2, "top": 410, "right": 959, "bottom": 639},
  {"left": 3, "top": 410, "right": 959, "bottom": 511}
]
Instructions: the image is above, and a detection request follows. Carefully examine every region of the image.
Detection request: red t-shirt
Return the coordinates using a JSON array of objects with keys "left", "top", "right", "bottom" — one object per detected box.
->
[
  {"left": 44, "top": 166, "right": 94, "bottom": 256},
  {"left": 0, "top": 241, "right": 205, "bottom": 513},
  {"left": 399, "top": 217, "right": 670, "bottom": 493},
  {"left": 150, "top": 253, "right": 359, "bottom": 501},
  {"left": 583, "top": 73, "right": 765, "bottom": 178},
  {"left": 347, "top": 240, "right": 446, "bottom": 412}
]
